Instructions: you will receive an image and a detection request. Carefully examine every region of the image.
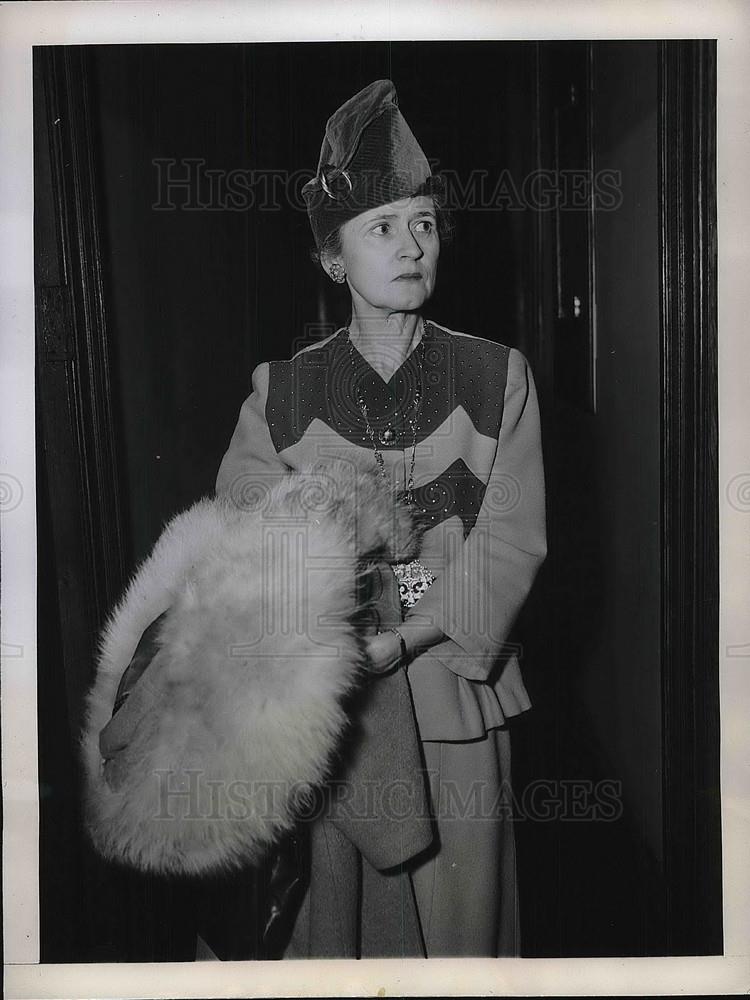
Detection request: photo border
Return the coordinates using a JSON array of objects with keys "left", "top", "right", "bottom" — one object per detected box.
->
[{"left": 2, "top": 1, "right": 748, "bottom": 996}]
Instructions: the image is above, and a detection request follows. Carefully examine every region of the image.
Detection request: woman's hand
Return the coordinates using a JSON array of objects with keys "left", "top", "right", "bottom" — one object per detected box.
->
[{"left": 364, "top": 630, "right": 404, "bottom": 674}]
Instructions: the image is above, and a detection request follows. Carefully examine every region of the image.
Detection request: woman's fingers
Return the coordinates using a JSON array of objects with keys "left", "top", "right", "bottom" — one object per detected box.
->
[{"left": 365, "top": 631, "right": 402, "bottom": 675}]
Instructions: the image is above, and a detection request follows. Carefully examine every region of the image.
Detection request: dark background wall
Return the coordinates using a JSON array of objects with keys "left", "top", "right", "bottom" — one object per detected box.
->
[{"left": 36, "top": 40, "right": 670, "bottom": 959}]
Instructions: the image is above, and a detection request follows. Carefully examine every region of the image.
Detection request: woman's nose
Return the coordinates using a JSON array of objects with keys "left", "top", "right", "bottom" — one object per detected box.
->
[{"left": 397, "top": 228, "right": 424, "bottom": 259}]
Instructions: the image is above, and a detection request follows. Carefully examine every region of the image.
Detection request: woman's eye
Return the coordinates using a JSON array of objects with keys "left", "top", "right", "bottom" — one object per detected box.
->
[
  {"left": 414, "top": 219, "right": 435, "bottom": 234},
  {"left": 371, "top": 223, "right": 391, "bottom": 235}
]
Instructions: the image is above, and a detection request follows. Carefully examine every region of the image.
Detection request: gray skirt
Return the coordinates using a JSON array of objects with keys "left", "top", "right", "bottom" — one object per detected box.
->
[
  {"left": 196, "top": 727, "right": 519, "bottom": 960},
  {"left": 410, "top": 727, "right": 520, "bottom": 957}
]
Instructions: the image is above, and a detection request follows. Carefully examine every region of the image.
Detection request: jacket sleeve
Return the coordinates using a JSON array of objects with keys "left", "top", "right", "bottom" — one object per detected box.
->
[
  {"left": 215, "top": 362, "right": 292, "bottom": 498},
  {"left": 405, "top": 347, "right": 547, "bottom": 682}
]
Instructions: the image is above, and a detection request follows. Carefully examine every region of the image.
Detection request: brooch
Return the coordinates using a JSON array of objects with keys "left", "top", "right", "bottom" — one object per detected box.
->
[{"left": 392, "top": 559, "right": 436, "bottom": 609}]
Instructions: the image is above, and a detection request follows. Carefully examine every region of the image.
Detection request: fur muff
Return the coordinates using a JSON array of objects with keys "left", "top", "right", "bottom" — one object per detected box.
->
[{"left": 81, "top": 459, "right": 419, "bottom": 876}]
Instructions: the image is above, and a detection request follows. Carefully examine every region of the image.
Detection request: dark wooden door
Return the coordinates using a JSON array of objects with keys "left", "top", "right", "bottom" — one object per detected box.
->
[{"left": 511, "top": 40, "right": 720, "bottom": 956}]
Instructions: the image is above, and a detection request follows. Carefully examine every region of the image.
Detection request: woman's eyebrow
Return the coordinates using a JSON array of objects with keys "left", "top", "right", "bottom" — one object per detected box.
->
[
  {"left": 359, "top": 209, "right": 436, "bottom": 228},
  {"left": 360, "top": 213, "right": 398, "bottom": 225}
]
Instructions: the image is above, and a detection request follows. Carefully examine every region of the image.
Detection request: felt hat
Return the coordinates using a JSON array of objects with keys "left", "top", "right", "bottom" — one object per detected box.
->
[{"left": 302, "top": 79, "right": 432, "bottom": 250}]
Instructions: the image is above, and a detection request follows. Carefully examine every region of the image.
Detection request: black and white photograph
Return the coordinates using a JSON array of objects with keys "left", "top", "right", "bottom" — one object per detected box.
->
[{"left": 2, "top": 2, "right": 749, "bottom": 998}]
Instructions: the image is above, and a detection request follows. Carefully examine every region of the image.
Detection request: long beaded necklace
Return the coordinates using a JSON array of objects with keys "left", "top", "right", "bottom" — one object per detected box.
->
[
  {"left": 344, "top": 317, "right": 436, "bottom": 607},
  {"left": 345, "top": 318, "right": 426, "bottom": 505}
]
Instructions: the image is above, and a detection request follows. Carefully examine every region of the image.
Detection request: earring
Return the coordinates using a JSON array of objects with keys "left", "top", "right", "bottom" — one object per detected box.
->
[{"left": 328, "top": 262, "right": 346, "bottom": 284}]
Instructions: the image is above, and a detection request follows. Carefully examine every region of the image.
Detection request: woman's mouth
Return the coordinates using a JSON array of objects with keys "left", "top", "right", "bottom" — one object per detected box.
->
[{"left": 393, "top": 273, "right": 423, "bottom": 281}]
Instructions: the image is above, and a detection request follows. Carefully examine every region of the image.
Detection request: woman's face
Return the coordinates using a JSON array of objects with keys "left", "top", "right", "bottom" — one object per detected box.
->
[{"left": 329, "top": 195, "right": 440, "bottom": 316}]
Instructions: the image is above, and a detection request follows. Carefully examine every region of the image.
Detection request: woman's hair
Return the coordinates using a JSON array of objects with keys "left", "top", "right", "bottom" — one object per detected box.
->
[{"left": 310, "top": 173, "right": 455, "bottom": 269}]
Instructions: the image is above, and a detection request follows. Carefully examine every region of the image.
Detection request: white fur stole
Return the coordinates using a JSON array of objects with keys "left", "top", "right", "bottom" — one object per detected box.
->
[{"left": 81, "top": 459, "right": 417, "bottom": 876}]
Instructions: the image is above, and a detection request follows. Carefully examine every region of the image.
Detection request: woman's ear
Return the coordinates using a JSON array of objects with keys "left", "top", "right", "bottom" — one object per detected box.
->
[{"left": 323, "top": 258, "right": 347, "bottom": 285}]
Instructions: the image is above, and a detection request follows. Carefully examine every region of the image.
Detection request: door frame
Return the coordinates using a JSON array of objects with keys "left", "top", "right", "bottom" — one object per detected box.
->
[{"left": 657, "top": 39, "right": 721, "bottom": 955}]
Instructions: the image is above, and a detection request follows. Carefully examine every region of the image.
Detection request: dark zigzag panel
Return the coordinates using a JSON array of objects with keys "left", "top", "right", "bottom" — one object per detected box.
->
[
  {"left": 265, "top": 322, "right": 511, "bottom": 454},
  {"left": 405, "top": 457, "right": 489, "bottom": 538}
]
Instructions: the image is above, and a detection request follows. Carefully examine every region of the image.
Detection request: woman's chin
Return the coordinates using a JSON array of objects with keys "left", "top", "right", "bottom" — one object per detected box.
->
[
  {"left": 350, "top": 279, "right": 434, "bottom": 315},
  {"left": 379, "top": 287, "right": 432, "bottom": 312}
]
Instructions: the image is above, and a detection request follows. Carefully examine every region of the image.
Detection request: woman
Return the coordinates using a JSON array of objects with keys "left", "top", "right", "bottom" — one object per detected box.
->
[{"left": 215, "top": 79, "right": 547, "bottom": 957}]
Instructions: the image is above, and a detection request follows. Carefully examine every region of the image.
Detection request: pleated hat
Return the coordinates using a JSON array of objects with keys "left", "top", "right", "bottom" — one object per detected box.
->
[{"left": 302, "top": 79, "right": 432, "bottom": 250}]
